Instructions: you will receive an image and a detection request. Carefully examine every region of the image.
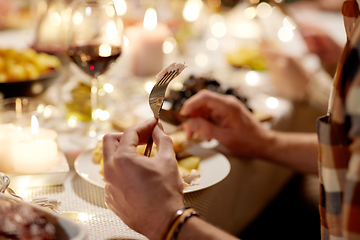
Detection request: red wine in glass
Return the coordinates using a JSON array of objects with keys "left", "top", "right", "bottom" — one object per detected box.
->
[{"left": 67, "top": 44, "right": 122, "bottom": 77}]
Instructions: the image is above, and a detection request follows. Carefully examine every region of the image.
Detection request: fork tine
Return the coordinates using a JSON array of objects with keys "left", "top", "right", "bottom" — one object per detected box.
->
[
  {"left": 160, "top": 71, "right": 177, "bottom": 85},
  {"left": 155, "top": 73, "right": 169, "bottom": 87},
  {"left": 156, "top": 70, "right": 177, "bottom": 86},
  {"left": 156, "top": 71, "right": 174, "bottom": 86}
]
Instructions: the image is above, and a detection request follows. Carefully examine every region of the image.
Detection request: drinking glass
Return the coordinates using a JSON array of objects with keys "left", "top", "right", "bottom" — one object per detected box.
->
[{"left": 67, "top": 0, "right": 123, "bottom": 137}]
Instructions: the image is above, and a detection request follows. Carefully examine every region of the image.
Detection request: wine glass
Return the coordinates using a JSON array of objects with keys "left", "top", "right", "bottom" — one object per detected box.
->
[{"left": 67, "top": 0, "right": 123, "bottom": 137}]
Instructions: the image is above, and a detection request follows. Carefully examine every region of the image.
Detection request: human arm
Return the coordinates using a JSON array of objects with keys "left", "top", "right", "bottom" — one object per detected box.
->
[
  {"left": 103, "top": 118, "right": 241, "bottom": 240},
  {"left": 299, "top": 24, "right": 343, "bottom": 76},
  {"left": 261, "top": 31, "right": 335, "bottom": 112},
  {"left": 260, "top": 43, "right": 311, "bottom": 102},
  {"left": 180, "top": 90, "right": 319, "bottom": 174}
]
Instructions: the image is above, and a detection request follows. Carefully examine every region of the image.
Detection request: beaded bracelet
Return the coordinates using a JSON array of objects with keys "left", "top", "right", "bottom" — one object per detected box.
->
[{"left": 164, "top": 207, "right": 199, "bottom": 240}]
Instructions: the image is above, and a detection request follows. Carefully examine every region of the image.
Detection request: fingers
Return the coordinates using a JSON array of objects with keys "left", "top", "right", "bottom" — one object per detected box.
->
[
  {"left": 152, "top": 124, "right": 174, "bottom": 158},
  {"left": 180, "top": 89, "right": 226, "bottom": 117},
  {"left": 120, "top": 118, "right": 158, "bottom": 149},
  {"left": 102, "top": 133, "right": 123, "bottom": 163},
  {"left": 183, "top": 118, "right": 220, "bottom": 141}
]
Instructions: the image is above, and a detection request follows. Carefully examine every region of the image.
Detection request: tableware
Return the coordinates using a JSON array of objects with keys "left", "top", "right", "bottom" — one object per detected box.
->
[
  {"left": 74, "top": 144, "right": 231, "bottom": 193},
  {"left": 144, "top": 62, "right": 186, "bottom": 156},
  {"left": 66, "top": 0, "right": 123, "bottom": 137},
  {"left": 0, "top": 69, "right": 61, "bottom": 98},
  {"left": 0, "top": 192, "right": 87, "bottom": 240}
]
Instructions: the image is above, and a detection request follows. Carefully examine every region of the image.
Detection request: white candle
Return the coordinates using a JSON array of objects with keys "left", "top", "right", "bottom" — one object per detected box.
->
[
  {"left": 129, "top": 8, "right": 172, "bottom": 77},
  {"left": 12, "top": 137, "right": 58, "bottom": 174},
  {"left": 11, "top": 116, "right": 59, "bottom": 174},
  {"left": 0, "top": 124, "right": 17, "bottom": 174}
]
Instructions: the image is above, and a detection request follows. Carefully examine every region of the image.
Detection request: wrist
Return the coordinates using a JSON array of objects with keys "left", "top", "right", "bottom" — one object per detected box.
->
[{"left": 259, "top": 129, "right": 278, "bottom": 160}]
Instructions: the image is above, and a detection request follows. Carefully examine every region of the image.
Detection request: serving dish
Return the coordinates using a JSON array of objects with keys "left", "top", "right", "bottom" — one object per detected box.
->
[
  {"left": 0, "top": 192, "right": 87, "bottom": 240},
  {"left": 0, "top": 69, "right": 61, "bottom": 98}
]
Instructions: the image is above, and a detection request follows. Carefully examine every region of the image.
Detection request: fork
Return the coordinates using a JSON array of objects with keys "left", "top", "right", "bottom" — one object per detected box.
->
[{"left": 144, "top": 67, "right": 185, "bottom": 156}]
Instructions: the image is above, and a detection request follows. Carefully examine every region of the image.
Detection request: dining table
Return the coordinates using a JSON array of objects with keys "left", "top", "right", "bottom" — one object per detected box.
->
[{"left": 0, "top": 3, "right": 345, "bottom": 240}]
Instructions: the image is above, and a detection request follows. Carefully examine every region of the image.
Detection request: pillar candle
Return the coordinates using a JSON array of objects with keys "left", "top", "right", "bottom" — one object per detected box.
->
[
  {"left": 12, "top": 124, "right": 58, "bottom": 174},
  {"left": 129, "top": 8, "right": 172, "bottom": 77}
]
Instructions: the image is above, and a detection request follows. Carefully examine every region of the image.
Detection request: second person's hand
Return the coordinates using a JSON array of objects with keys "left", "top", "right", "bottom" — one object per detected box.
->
[{"left": 179, "top": 89, "right": 274, "bottom": 158}]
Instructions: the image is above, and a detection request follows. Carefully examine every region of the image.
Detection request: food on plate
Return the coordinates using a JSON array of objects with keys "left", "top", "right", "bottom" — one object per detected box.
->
[
  {"left": 178, "top": 156, "right": 200, "bottom": 171},
  {"left": 177, "top": 156, "right": 201, "bottom": 188},
  {"left": 180, "top": 169, "right": 201, "bottom": 189},
  {"left": 0, "top": 48, "right": 61, "bottom": 83},
  {"left": 226, "top": 43, "right": 267, "bottom": 71},
  {"left": 0, "top": 197, "right": 56, "bottom": 239},
  {"left": 169, "top": 131, "right": 190, "bottom": 157},
  {"left": 92, "top": 131, "right": 201, "bottom": 189},
  {"left": 92, "top": 140, "right": 103, "bottom": 164}
]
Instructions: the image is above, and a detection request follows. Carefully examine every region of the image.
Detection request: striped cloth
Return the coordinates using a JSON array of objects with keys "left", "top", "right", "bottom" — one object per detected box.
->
[{"left": 317, "top": 8, "right": 360, "bottom": 240}]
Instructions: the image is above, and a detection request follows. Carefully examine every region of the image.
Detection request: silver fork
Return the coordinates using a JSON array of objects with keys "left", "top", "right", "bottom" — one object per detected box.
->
[{"left": 144, "top": 69, "right": 182, "bottom": 156}]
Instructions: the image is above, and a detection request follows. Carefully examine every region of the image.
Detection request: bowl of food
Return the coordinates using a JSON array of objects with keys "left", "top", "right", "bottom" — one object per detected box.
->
[{"left": 0, "top": 48, "right": 62, "bottom": 98}]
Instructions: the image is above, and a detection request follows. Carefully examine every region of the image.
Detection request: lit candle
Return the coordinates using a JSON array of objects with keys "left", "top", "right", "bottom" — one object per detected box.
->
[
  {"left": 128, "top": 8, "right": 172, "bottom": 77},
  {"left": 12, "top": 116, "right": 59, "bottom": 174}
]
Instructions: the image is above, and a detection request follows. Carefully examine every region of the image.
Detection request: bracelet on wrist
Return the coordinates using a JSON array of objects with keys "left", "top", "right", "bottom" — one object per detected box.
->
[
  {"left": 162, "top": 207, "right": 199, "bottom": 240},
  {"left": 161, "top": 206, "right": 190, "bottom": 240}
]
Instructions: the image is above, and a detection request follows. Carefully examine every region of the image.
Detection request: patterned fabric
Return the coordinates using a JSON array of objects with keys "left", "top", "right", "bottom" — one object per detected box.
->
[{"left": 317, "top": 11, "right": 360, "bottom": 240}]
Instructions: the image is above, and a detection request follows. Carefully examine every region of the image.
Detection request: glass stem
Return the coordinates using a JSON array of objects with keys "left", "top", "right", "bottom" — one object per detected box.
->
[{"left": 89, "top": 76, "right": 98, "bottom": 136}]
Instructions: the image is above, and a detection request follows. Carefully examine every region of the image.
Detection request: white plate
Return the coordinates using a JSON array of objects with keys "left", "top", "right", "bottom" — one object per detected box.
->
[
  {"left": 74, "top": 145, "right": 231, "bottom": 193},
  {"left": 0, "top": 192, "right": 87, "bottom": 240}
]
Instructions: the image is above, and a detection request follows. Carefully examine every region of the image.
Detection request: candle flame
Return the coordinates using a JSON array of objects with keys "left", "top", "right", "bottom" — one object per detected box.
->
[
  {"left": 31, "top": 115, "right": 39, "bottom": 136},
  {"left": 15, "top": 98, "right": 22, "bottom": 116},
  {"left": 183, "top": 0, "right": 203, "bottom": 22},
  {"left": 113, "top": 0, "right": 127, "bottom": 16},
  {"left": 143, "top": 8, "right": 157, "bottom": 31}
]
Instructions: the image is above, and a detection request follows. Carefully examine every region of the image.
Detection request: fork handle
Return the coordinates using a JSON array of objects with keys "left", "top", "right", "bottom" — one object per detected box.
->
[{"left": 144, "top": 136, "right": 154, "bottom": 157}]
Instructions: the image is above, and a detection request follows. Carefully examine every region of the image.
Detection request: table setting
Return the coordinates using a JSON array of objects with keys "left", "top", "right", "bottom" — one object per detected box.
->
[{"left": 0, "top": 0, "right": 345, "bottom": 239}]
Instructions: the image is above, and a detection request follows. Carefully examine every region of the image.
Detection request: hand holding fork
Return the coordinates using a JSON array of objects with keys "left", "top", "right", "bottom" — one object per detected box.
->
[{"left": 144, "top": 62, "right": 186, "bottom": 157}]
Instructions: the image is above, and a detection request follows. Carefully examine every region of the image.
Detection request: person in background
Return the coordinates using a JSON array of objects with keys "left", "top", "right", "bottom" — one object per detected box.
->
[{"left": 261, "top": 23, "right": 342, "bottom": 113}]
